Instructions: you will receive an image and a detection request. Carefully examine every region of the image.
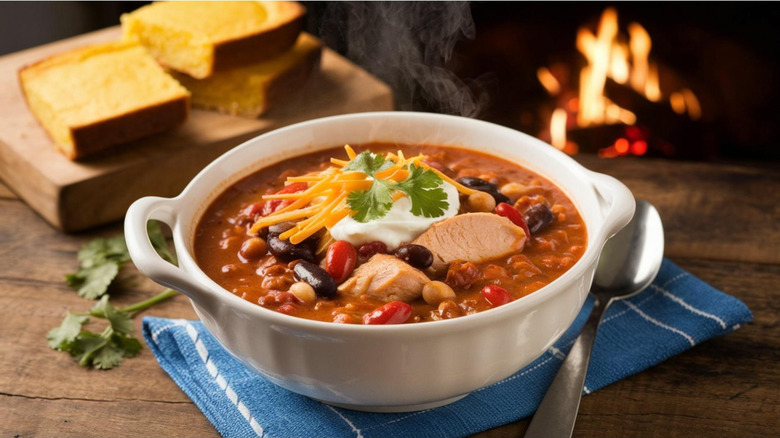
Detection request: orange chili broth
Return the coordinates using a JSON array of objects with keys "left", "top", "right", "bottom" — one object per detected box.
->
[{"left": 193, "top": 143, "right": 587, "bottom": 323}]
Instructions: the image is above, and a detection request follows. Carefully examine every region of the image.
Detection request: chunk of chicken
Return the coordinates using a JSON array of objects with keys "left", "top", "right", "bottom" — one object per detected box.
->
[
  {"left": 412, "top": 213, "right": 527, "bottom": 275},
  {"left": 337, "top": 254, "right": 429, "bottom": 303}
]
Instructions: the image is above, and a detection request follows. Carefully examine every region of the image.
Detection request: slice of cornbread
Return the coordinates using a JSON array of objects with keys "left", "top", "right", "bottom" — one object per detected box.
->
[
  {"left": 170, "top": 33, "right": 322, "bottom": 118},
  {"left": 121, "top": 1, "right": 306, "bottom": 79},
  {"left": 19, "top": 41, "right": 190, "bottom": 160}
]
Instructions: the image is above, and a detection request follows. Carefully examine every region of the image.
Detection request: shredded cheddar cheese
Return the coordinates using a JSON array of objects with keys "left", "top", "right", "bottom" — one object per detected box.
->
[{"left": 249, "top": 145, "right": 478, "bottom": 243}]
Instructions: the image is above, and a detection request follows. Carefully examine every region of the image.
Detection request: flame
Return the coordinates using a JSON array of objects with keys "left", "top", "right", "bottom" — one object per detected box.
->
[
  {"left": 550, "top": 108, "right": 567, "bottom": 150},
  {"left": 539, "top": 8, "right": 701, "bottom": 156},
  {"left": 670, "top": 92, "right": 686, "bottom": 115},
  {"left": 537, "top": 67, "right": 560, "bottom": 95},
  {"left": 628, "top": 23, "right": 650, "bottom": 94},
  {"left": 682, "top": 88, "right": 701, "bottom": 120}
]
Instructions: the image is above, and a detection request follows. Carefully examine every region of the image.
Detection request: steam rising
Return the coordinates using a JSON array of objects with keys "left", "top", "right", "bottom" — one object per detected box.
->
[{"left": 310, "top": 2, "right": 489, "bottom": 117}]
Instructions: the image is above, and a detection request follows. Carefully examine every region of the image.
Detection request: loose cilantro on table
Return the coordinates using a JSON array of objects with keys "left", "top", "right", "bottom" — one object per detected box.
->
[
  {"left": 344, "top": 151, "right": 449, "bottom": 223},
  {"left": 48, "top": 221, "right": 178, "bottom": 370}
]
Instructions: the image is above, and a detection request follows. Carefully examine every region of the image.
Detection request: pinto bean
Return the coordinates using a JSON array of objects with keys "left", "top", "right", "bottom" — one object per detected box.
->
[
  {"left": 422, "top": 281, "right": 456, "bottom": 306},
  {"left": 467, "top": 191, "right": 496, "bottom": 212},
  {"left": 239, "top": 237, "right": 267, "bottom": 260},
  {"left": 289, "top": 281, "right": 317, "bottom": 304}
]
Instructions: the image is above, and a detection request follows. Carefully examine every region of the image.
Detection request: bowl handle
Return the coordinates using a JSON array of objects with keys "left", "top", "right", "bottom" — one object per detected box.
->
[
  {"left": 587, "top": 170, "right": 636, "bottom": 240},
  {"left": 124, "top": 197, "right": 213, "bottom": 306}
]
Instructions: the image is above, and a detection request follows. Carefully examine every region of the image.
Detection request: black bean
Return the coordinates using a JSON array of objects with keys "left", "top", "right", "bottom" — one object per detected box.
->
[
  {"left": 267, "top": 234, "right": 315, "bottom": 262},
  {"left": 293, "top": 261, "right": 337, "bottom": 299},
  {"left": 268, "top": 221, "right": 297, "bottom": 235},
  {"left": 393, "top": 244, "right": 434, "bottom": 269},
  {"left": 524, "top": 203, "right": 554, "bottom": 234},
  {"left": 456, "top": 177, "right": 509, "bottom": 204}
]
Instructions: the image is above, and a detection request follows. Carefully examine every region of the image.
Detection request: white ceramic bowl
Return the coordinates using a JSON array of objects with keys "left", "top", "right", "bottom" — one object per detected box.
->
[{"left": 125, "top": 112, "right": 634, "bottom": 412}]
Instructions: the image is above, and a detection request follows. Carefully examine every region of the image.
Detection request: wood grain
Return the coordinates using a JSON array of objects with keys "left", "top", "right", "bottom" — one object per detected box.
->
[
  {"left": 1, "top": 152, "right": 778, "bottom": 438},
  {"left": 0, "top": 27, "right": 393, "bottom": 232},
  {"left": 577, "top": 156, "right": 780, "bottom": 265}
]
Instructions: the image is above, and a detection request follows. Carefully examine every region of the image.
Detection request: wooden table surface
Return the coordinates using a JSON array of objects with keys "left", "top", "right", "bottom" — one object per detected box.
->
[{"left": 1, "top": 154, "right": 778, "bottom": 437}]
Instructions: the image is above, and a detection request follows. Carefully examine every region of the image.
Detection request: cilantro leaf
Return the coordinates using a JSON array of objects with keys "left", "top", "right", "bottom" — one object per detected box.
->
[
  {"left": 78, "top": 236, "right": 129, "bottom": 268},
  {"left": 91, "top": 342, "right": 126, "bottom": 370},
  {"left": 70, "top": 332, "right": 110, "bottom": 367},
  {"left": 67, "top": 234, "right": 131, "bottom": 299},
  {"left": 343, "top": 151, "right": 392, "bottom": 175},
  {"left": 92, "top": 295, "right": 135, "bottom": 336},
  {"left": 343, "top": 152, "right": 451, "bottom": 223},
  {"left": 113, "top": 335, "right": 143, "bottom": 357},
  {"left": 147, "top": 221, "right": 177, "bottom": 264},
  {"left": 347, "top": 180, "right": 394, "bottom": 222},
  {"left": 51, "top": 228, "right": 180, "bottom": 370},
  {"left": 66, "top": 263, "right": 120, "bottom": 300},
  {"left": 47, "top": 311, "right": 89, "bottom": 350},
  {"left": 394, "top": 165, "right": 449, "bottom": 218}
]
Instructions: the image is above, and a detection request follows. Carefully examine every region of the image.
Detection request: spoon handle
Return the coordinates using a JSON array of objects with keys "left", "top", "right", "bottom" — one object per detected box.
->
[{"left": 522, "top": 296, "right": 611, "bottom": 438}]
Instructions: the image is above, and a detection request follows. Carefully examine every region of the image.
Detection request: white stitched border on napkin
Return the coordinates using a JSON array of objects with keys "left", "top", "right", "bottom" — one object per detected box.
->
[
  {"left": 181, "top": 322, "right": 266, "bottom": 438},
  {"left": 623, "top": 301, "right": 696, "bottom": 346},
  {"left": 651, "top": 284, "right": 728, "bottom": 329}
]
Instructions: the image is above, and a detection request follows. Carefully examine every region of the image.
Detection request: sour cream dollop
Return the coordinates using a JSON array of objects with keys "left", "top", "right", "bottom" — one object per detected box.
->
[{"left": 330, "top": 181, "right": 460, "bottom": 249}]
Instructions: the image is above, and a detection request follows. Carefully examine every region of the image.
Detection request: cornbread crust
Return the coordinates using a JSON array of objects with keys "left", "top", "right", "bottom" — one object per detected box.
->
[
  {"left": 122, "top": 1, "right": 306, "bottom": 79},
  {"left": 67, "top": 98, "right": 189, "bottom": 159},
  {"left": 18, "top": 42, "right": 190, "bottom": 160},
  {"left": 212, "top": 2, "right": 306, "bottom": 74},
  {"left": 171, "top": 33, "right": 322, "bottom": 118}
]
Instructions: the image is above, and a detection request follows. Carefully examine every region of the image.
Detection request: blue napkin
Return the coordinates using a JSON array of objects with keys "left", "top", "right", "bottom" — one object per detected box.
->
[{"left": 142, "top": 259, "right": 752, "bottom": 438}]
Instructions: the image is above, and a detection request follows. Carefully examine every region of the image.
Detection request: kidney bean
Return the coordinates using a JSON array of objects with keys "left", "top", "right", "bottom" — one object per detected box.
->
[
  {"left": 524, "top": 203, "right": 554, "bottom": 234},
  {"left": 362, "top": 301, "right": 412, "bottom": 325},
  {"left": 357, "top": 241, "right": 388, "bottom": 260},
  {"left": 495, "top": 202, "right": 531, "bottom": 237},
  {"left": 325, "top": 241, "right": 358, "bottom": 283},
  {"left": 293, "top": 260, "right": 338, "bottom": 299},
  {"left": 261, "top": 182, "right": 308, "bottom": 216},
  {"left": 267, "top": 234, "right": 315, "bottom": 262},
  {"left": 456, "top": 177, "right": 509, "bottom": 204},
  {"left": 393, "top": 244, "right": 433, "bottom": 269},
  {"left": 481, "top": 285, "right": 513, "bottom": 307}
]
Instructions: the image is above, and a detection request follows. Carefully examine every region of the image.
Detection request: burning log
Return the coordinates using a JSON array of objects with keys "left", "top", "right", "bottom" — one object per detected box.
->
[{"left": 603, "top": 78, "right": 721, "bottom": 159}]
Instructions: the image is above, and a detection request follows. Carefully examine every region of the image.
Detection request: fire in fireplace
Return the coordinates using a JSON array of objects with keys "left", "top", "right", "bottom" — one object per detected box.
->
[
  {"left": 537, "top": 7, "right": 703, "bottom": 158},
  {"left": 448, "top": 3, "right": 780, "bottom": 162}
]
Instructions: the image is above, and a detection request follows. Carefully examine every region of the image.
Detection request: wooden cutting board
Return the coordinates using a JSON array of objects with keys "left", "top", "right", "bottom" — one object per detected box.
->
[{"left": 0, "top": 27, "right": 393, "bottom": 232}]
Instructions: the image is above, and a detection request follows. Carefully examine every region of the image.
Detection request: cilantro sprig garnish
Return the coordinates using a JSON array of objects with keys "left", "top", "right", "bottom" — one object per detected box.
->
[
  {"left": 48, "top": 222, "right": 178, "bottom": 370},
  {"left": 344, "top": 151, "right": 449, "bottom": 223}
]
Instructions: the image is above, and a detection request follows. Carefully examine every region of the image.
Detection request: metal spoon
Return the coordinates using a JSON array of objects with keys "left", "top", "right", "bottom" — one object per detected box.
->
[{"left": 523, "top": 199, "right": 664, "bottom": 438}]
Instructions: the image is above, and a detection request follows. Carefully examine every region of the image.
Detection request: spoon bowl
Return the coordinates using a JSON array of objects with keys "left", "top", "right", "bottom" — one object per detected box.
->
[
  {"left": 524, "top": 199, "right": 664, "bottom": 438},
  {"left": 592, "top": 198, "right": 665, "bottom": 296}
]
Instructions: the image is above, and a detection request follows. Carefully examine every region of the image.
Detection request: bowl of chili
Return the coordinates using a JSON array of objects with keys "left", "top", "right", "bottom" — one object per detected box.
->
[{"left": 125, "top": 111, "right": 634, "bottom": 412}]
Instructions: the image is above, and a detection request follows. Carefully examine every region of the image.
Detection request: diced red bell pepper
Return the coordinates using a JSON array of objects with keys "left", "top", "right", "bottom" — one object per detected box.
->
[
  {"left": 481, "top": 284, "right": 513, "bottom": 307},
  {"left": 495, "top": 202, "right": 532, "bottom": 237},
  {"left": 362, "top": 301, "right": 412, "bottom": 325},
  {"left": 261, "top": 182, "right": 309, "bottom": 216}
]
